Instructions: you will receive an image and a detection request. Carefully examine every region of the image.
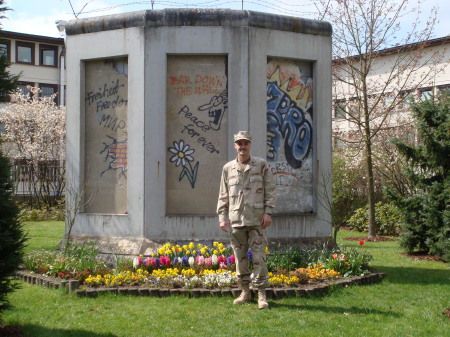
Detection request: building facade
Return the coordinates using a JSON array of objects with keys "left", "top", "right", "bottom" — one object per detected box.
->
[
  {"left": 332, "top": 36, "right": 450, "bottom": 147},
  {"left": 0, "top": 30, "right": 66, "bottom": 106}
]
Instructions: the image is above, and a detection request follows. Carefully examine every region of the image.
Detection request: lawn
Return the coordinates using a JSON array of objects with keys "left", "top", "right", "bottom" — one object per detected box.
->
[{"left": 3, "top": 221, "right": 449, "bottom": 337}]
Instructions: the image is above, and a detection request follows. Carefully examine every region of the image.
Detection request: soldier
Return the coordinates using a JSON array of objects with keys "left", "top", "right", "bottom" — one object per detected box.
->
[{"left": 217, "top": 131, "right": 277, "bottom": 309}]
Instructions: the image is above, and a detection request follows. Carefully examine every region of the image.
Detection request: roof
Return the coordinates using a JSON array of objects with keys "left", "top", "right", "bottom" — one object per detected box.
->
[
  {"left": 333, "top": 35, "right": 450, "bottom": 64},
  {"left": 65, "top": 8, "right": 332, "bottom": 36},
  {"left": 0, "top": 30, "right": 64, "bottom": 45}
]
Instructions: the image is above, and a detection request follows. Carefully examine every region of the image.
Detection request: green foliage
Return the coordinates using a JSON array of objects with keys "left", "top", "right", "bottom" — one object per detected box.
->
[
  {"left": 0, "top": 54, "right": 20, "bottom": 102},
  {"left": 346, "top": 202, "right": 403, "bottom": 235},
  {"left": 18, "top": 200, "right": 65, "bottom": 222},
  {"left": 387, "top": 97, "right": 450, "bottom": 261},
  {"left": 267, "top": 244, "right": 373, "bottom": 277},
  {"left": 322, "top": 247, "right": 373, "bottom": 277},
  {"left": 23, "top": 242, "right": 109, "bottom": 279},
  {"left": 332, "top": 152, "right": 370, "bottom": 227},
  {"left": 0, "top": 149, "right": 27, "bottom": 314}
]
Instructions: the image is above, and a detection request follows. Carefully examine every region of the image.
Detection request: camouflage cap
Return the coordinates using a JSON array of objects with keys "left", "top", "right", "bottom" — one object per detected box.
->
[{"left": 234, "top": 131, "right": 252, "bottom": 142}]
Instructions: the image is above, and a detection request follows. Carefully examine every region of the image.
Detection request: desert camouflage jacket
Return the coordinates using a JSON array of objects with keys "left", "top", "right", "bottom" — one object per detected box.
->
[{"left": 217, "top": 156, "right": 277, "bottom": 227}]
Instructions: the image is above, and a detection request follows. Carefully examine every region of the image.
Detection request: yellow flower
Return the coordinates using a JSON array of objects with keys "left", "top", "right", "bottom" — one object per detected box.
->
[
  {"left": 189, "top": 242, "right": 195, "bottom": 249},
  {"left": 213, "top": 241, "right": 219, "bottom": 247},
  {"left": 213, "top": 250, "right": 219, "bottom": 255},
  {"left": 166, "top": 250, "right": 172, "bottom": 255},
  {"left": 265, "top": 246, "right": 269, "bottom": 254}
]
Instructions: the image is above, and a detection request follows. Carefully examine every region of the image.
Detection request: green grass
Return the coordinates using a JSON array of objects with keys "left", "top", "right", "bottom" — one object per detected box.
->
[
  {"left": 22, "top": 221, "right": 65, "bottom": 254},
  {"left": 3, "top": 222, "right": 449, "bottom": 337}
]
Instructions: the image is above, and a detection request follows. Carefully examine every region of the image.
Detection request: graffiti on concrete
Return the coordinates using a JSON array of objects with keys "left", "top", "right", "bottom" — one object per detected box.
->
[
  {"left": 198, "top": 89, "right": 227, "bottom": 131},
  {"left": 168, "top": 74, "right": 226, "bottom": 96},
  {"left": 266, "top": 59, "right": 313, "bottom": 213},
  {"left": 168, "top": 140, "right": 199, "bottom": 188},
  {"left": 266, "top": 64, "right": 313, "bottom": 169},
  {"left": 100, "top": 135, "right": 128, "bottom": 178}
]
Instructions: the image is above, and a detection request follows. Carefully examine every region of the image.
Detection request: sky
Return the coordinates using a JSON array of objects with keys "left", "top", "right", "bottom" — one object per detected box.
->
[{"left": 1, "top": 0, "right": 449, "bottom": 40}]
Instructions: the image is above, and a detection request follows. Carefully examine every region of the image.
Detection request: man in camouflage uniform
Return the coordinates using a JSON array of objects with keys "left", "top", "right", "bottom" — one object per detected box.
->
[{"left": 217, "top": 131, "right": 277, "bottom": 309}]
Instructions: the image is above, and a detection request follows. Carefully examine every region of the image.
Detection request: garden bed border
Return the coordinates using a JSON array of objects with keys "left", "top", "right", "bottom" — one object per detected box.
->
[{"left": 15, "top": 269, "right": 386, "bottom": 299}]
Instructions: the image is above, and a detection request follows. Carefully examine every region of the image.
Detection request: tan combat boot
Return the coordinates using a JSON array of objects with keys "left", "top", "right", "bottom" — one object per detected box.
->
[
  {"left": 257, "top": 288, "right": 269, "bottom": 309},
  {"left": 233, "top": 284, "right": 251, "bottom": 304}
]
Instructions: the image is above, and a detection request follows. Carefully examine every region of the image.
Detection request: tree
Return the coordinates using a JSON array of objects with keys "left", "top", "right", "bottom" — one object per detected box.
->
[
  {"left": 0, "top": 1, "right": 20, "bottom": 102},
  {"left": 316, "top": 0, "right": 444, "bottom": 237},
  {"left": 0, "top": 86, "right": 66, "bottom": 206},
  {"left": 387, "top": 96, "right": 449, "bottom": 260},
  {"left": 0, "top": 146, "right": 27, "bottom": 315}
]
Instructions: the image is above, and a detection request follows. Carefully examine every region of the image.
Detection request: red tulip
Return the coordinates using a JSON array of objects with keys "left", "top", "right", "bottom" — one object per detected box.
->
[{"left": 359, "top": 240, "right": 365, "bottom": 246}]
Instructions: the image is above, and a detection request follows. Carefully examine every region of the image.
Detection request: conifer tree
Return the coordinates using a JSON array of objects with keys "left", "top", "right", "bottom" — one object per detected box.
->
[
  {"left": 0, "top": 148, "right": 27, "bottom": 314},
  {"left": 388, "top": 97, "right": 450, "bottom": 261}
]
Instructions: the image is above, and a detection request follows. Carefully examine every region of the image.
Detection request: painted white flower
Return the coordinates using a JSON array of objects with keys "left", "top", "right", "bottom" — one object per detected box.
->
[{"left": 168, "top": 140, "right": 195, "bottom": 167}]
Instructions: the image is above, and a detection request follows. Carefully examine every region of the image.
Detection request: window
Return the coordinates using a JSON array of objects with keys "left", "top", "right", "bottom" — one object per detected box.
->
[
  {"left": 39, "top": 44, "right": 58, "bottom": 67},
  {"left": 0, "top": 39, "right": 10, "bottom": 59},
  {"left": 17, "top": 81, "right": 35, "bottom": 97},
  {"left": 419, "top": 88, "right": 432, "bottom": 101},
  {"left": 16, "top": 41, "right": 35, "bottom": 64},
  {"left": 334, "top": 100, "right": 347, "bottom": 119},
  {"left": 39, "top": 83, "right": 58, "bottom": 103},
  {"left": 399, "top": 91, "right": 413, "bottom": 109},
  {"left": 437, "top": 85, "right": 450, "bottom": 100}
]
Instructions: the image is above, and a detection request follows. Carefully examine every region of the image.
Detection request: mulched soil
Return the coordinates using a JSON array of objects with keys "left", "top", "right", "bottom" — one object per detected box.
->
[
  {"left": 399, "top": 251, "right": 446, "bottom": 262},
  {"left": 0, "top": 325, "right": 23, "bottom": 337}
]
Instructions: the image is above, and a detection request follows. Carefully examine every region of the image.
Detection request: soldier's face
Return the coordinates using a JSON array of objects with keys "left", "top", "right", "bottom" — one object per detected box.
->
[{"left": 234, "top": 140, "right": 251, "bottom": 157}]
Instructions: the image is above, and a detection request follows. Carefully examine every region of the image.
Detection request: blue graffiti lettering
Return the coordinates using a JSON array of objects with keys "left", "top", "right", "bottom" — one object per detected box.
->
[{"left": 267, "top": 81, "right": 312, "bottom": 169}]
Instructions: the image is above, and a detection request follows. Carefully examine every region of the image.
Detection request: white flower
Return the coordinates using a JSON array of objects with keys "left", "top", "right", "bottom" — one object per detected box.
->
[
  {"left": 168, "top": 140, "right": 195, "bottom": 167},
  {"left": 212, "top": 254, "right": 218, "bottom": 266}
]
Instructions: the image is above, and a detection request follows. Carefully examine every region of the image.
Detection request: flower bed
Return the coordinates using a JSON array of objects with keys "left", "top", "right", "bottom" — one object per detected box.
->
[
  {"left": 15, "top": 268, "right": 386, "bottom": 299},
  {"left": 19, "top": 240, "right": 382, "bottom": 298}
]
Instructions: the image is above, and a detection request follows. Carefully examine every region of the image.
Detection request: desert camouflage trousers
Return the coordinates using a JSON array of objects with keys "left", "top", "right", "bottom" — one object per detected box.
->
[{"left": 230, "top": 225, "right": 270, "bottom": 288}]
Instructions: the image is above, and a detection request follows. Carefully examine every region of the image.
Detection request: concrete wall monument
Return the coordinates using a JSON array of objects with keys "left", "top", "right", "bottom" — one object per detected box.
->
[{"left": 65, "top": 9, "right": 333, "bottom": 256}]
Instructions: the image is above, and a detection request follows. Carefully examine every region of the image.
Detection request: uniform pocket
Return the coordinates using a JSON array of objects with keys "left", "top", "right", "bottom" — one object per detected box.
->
[{"left": 229, "top": 177, "right": 240, "bottom": 197}]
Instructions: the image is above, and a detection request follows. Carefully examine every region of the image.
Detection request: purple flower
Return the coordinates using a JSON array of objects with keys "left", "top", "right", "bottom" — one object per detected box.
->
[
  {"left": 247, "top": 250, "right": 253, "bottom": 261},
  {"left": 181, "top": 256, "right": 189, "bottom": 265},
  {"left": 155, "top": 258, "right": 160, "bottom": 267}
]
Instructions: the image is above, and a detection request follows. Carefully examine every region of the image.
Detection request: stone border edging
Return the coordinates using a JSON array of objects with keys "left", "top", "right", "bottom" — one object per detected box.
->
[{"left": 15, "top": 269, "right": 385, "bottom": 299}]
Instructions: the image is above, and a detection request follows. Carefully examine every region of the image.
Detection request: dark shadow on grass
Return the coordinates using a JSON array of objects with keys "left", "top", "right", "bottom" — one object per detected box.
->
[
  {"left": 20, "top": 324, "right": 117, "bottom": 337},
  {"left": 269, "top": 302, "right": 402, "bottom": 317},
  {"left": 372, "top": 266, "right": 449, "bottom": 285}
]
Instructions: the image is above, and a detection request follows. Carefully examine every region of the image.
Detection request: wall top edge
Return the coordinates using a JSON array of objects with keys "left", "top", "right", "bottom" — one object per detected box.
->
[{"left": 65, "top": 8, "right": 332, "bottom": 37}]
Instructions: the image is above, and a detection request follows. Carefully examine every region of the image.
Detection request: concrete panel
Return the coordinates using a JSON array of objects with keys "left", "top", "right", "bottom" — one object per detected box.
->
[
  {"left": 267, "top": 58, "right": 314, "bottom": 213},
  {"left": 166, "top": 55, "right": 228, "bottom": 214},
  {"left": 84, "top": 58, "right": 128, "bottom": 214}
]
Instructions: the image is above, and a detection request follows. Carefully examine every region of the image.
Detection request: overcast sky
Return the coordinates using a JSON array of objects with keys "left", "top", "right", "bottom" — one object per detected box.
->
[{"left": 1, "top": 0, "right": 449, "bottom": 41}]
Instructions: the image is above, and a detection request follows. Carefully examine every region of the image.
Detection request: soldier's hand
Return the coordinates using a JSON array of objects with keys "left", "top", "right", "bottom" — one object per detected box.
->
[
  {"left": 220, "top": 221, "right": 230, "bottom": 232},
  {"left": 261, "top": 213, "right": 272, "bottom": 229}
]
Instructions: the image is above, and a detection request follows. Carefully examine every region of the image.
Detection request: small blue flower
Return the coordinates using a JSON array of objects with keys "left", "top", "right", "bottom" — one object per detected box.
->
[
  {"left": 181, "top": 256, "right": 189, "bottom": 265},
  {"left": 155, "top": 258, "right": 160, "bottom": 267},
  {"left": 247, "top": 249, "right": 253, "bottom": 261}
]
